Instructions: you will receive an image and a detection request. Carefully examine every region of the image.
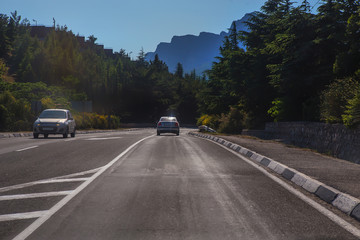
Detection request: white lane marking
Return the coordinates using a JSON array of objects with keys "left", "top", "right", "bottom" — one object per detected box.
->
[
  {"left": 16, "top": 146, "right": 38, "bottom": 152},
  {"left": 0, "top": 211, "right": 47, "bottom": 222},
  {"left": 64, "top": 139, "right": 76, "bottom": 142},
  {"left": 0, "top": 191, "right": 73, "bottom": 201},
  {"left": 51, "top": 167, "right": 102, "bottom": 179},
  {"left": 85, "top": 137, "right": 122, "bottom": 141},
  {"left": 37, "top": 178, "right": 89, "bottom": 184},
  {"left": 0, "top": 167, "right": 102, "bottom": 193},
  {"left": 205, "top": 138, "right": 360, "bottom": 239},
  {"left": 0, "top": 178, "right": 88, "bottom": 194},
  {"left": 13, "top": 135, "right": 154, "bottom": 240}
]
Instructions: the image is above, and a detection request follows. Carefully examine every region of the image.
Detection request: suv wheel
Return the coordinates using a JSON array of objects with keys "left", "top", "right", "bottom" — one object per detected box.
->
[{"left": 33, "top": 133, "right": 39, "bottom": 139}]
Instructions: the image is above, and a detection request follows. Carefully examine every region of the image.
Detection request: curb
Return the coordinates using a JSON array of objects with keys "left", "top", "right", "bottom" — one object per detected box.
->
[
  {"left": 188, "top": 132, "right": 360, "bottom": 223},
  {"left": 0, "top": 133, "right": 33, "bottom": 138}
]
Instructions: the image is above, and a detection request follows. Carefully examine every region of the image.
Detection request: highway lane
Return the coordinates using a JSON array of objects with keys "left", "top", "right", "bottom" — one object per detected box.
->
[
  {"left": 1, "top": 129, "right": 357, "bottom": 239},
  {"left": 0, "top": 129, "right": 155, "bottom": 240},
  {"left": 0, "top": 130, "right": 154, "bottom": 188}
]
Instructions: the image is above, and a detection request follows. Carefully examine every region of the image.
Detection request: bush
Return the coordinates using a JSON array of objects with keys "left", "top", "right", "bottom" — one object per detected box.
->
[
  {"left": 267, "top": 98, "right": 286, "bottom": 122},
  {"left": 0, "top": 91, "right": 34, "bottom": 131},
  {"left": 342, "top": 89, "right": 360, "bottom": 128},
  {"left": 320, "top": 78, "right": 359, "bottom": 123},
  {"left": 197, "top": 114, "right": 219, "bottom": 129},
  {"left": 217, "top": 106, "right": 246, "bottom": 134},
  {"left": 74, "top": 112, "right": 121, "bottom": 129}
]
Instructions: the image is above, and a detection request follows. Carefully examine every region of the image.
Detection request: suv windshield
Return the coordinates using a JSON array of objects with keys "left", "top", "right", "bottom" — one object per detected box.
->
[{"left": 39, "top": 111, "right": 66, "bottom": 119}]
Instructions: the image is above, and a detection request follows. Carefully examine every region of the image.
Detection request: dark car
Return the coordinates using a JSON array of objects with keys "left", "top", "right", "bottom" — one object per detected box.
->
[
  {"left": 33, "top": 109, "right": 76, "bottom": 138},
  {"left": 157, "top": 116, "right": 180, "bottom": 136}
]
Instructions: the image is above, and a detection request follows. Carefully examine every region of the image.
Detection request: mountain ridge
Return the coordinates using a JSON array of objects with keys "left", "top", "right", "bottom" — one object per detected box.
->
[{"left": 145, "top": 13, "right": 252, "bottom": 74}]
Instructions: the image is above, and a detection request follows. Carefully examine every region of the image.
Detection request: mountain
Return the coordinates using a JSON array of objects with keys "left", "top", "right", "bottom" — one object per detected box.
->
[{"left": 145, "top": 13, "right": 253, "bottom": 74}]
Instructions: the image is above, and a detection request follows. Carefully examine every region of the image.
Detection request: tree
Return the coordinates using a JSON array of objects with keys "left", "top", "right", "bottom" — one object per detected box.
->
[
  {"left": 320, "top": 77, "right": 359, "bottom": 123},
  {"left": 0, "top": 14, "right": 10, "bottom": 59},
  {"left": 136, "top": 47, "right": 148, "bottom": 67},
  {"left": 175, "top": 63, "right": 184, "bottom": 78},
  {"left": 88, "top": 35, "right": 97, "bottom": 44}
]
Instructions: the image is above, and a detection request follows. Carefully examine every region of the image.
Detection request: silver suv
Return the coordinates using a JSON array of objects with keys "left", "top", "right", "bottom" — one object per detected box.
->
[{"left": 33, "top": 109, "right": 76, "bottom": 138}]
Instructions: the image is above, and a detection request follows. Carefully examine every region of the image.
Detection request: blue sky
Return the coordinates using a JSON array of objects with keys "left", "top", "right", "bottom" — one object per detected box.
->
[{"left": 2, "top": 0, "right": 320, "bottom": 58}]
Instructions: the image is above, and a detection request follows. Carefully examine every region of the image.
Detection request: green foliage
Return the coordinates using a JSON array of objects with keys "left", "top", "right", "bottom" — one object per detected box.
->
[
  {"left": 0, "top": 91, "right": 33, "bottom": 131},
  {"left": 267, "top": 98, "right": 285, "bottom": 122},
  {"left": 3, "top": 1, "right": 360, "bottom": 132},
  {"left": 199, "top": 0, "right": 360, "bottom": 131},
  {"left": 320, "top": 78, "right": 359, "bottom": 123},
  {"left": 342, "top": 89, "right": 360, "bottom": 128},
  {"left": 0, "top": 58, "right": 8, "bottom": 81},
  {"left": 197, "top": 114, "right": 219, "bottom": 130},
  {"left": 0, "top": 11, "right": 204, "bottom": 131},
  {"left": 218, "top": 106, "right": 246, "bottom": 134},
  {"left": 73, "top": 113, "right": 121, "bottom": 129}
]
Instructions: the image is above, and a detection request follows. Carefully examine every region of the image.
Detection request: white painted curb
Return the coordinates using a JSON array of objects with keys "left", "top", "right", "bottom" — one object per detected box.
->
[{"left": 189, "top": 132, "right": 360, "bottom": 222}]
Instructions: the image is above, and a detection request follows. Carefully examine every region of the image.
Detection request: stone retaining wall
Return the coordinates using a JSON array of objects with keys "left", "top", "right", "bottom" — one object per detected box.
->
[{"left": 242, "top": 122, "right": 360, "bottom": 164}]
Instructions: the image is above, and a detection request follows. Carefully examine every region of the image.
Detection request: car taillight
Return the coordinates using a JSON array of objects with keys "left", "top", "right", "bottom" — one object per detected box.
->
[
  {"left": 175, "top": 122, "right": 179, "bottom": 127},
  {"left": 158, "top": 122, "right": 162, "bottom": 126}
]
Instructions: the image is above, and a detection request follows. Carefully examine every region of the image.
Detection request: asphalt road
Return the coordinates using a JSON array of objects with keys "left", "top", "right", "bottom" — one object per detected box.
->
[{"left": 0, "top": 129, "right": 359, "bottom": 239}]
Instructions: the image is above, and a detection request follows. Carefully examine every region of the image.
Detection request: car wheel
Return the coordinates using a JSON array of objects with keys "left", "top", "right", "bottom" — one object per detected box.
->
[
  {"left": 157, "top": 131, "right": 160, "bottom": 136},
  {"left": 33, "top": 133, "right": 39, "bottom": 139},
  {"left": 176, "top": 131, "right": 179, "bottom": 136},
  {"left": 44, "top": 134, "right": 48, "bottom": 138},
  {"left": 71, "top": 130, "right": 75, "bottom": 138},
  {"left": 63, "top": 128, "right": 68, "bottom": 138}
]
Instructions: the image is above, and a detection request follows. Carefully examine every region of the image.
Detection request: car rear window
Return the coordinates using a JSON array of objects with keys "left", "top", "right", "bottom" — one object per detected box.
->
[
  {"left": 160, "top": 117, "right": 177, "bottom": 122},
  {"left": 39, "top": 111, "right": 67, "bottom": 119}
]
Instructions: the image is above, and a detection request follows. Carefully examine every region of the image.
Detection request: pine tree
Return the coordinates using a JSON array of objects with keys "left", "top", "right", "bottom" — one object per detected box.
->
[{"left": 175, "top": 63, "right": 184, "bottom": 78}]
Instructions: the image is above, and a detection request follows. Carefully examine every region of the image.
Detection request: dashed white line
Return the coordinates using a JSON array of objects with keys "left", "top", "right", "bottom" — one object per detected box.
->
[
  {"left": 0, "top": 191, "right": 73, "bottom": 201},
  {"left": 0, "top": 211, "right": 47, "bottom": 222},
  {"left": 16, "top": 146, "right": 38, "bottom": 152}
]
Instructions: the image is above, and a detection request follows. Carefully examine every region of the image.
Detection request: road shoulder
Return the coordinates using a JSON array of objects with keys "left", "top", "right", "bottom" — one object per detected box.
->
[{"left": 188, "top": 132, "right": 360, "bottom": 223}]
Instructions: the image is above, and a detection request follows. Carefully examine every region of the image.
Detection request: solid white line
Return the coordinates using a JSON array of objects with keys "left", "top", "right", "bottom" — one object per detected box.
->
[
  {"left": 0, "top": 211, "right": 47, "bottom": 222},
  {"left": 13, "top": 135, "right": 154, "bottom": 240},
  {"left": 206, "top": 138, "right": 360, "bottom": 238},
  {"left": 0, "top": 168, "right": 102, "bottom": 193},
  {"left": 52, "top": 167, "right": 103, "bottom": 179},
  {"left": 64, "top": 139, "right": 76, "bottom": 142},
  {"left": 37, "top": 178, "right": 89, "bottom": 184},
  {"left": 0, "top": 178, "right": 86, "bottom": 194},
  {"left": 0, "top": 191, "right": 72, "bottom": 201},
  {"left": 85, "top": 137, "right": 122, "bottom": 141},
  {"left": 16, "top": 146, "right": 38, "bottom": 152}
]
